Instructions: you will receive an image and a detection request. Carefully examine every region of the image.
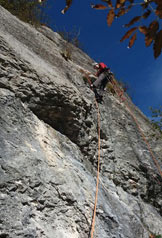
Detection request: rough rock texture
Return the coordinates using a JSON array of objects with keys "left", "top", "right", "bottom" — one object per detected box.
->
[{"left": 0, "top": 5, "right": 162, "bottom": 238}]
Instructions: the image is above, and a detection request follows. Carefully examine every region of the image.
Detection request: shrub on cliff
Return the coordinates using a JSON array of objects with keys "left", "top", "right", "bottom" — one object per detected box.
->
[
  {"left": 0, "top": 0, "right": 48, "bottom": 26},
  {"left": 150, "top": 106, "right": 162, "bottom": 132}
]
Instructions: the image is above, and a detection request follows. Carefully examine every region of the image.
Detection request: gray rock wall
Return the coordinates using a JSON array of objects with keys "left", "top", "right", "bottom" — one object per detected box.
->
[{"left": 0, "top": 5, "right": 162, "bottom": 238}]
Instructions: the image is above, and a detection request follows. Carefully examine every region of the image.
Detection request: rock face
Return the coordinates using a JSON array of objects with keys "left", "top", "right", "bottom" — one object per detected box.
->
[{"left": 0, "top": 5, "right": 162, "bottom": 238}]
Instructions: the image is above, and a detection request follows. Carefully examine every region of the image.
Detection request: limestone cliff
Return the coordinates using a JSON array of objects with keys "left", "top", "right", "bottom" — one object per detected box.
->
[{"left": 0, "top": 5, "right": 162, "bottom": 238}]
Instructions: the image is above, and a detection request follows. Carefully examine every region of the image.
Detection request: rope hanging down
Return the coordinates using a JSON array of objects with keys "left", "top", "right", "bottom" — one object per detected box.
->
[
  {"left": 90, "top": 98, "right": 101, "bottom": 238},
  {"left": 79, "top": 67, "right": 162, "bottom": 238},
  {"left": 79, "top": 68, "right": 101, "bottom": 238},
  {"left": 112, "top": 82, "right": 162, "bottom": 178}
]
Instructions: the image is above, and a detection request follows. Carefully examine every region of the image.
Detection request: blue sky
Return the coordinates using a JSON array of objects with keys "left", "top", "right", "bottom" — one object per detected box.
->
[{"left": 43, "top": 0, "right": 162, "bottom": 117}]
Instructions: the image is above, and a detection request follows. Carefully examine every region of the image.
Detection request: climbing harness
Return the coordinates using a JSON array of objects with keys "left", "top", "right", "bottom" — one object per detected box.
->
[{"left": 79, "top": 68, "right": 109, "bottom": 103}]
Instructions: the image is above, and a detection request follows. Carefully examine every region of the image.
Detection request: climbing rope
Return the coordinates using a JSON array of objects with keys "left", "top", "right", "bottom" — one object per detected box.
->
[
  {"left": 90, "top": 98, "right": 101, "bottom": 238},
  {"left": 126, "top": 101, "right": 162, "bottom": 178},
  {"left": 79, "top": 67, "right": 162, "bottom": 238},
  {"left": 79, "top": 68, "right": 101, "bottom": 238},
  {"left": 112, "top": 81, "right": 162, "bottom": 178}
]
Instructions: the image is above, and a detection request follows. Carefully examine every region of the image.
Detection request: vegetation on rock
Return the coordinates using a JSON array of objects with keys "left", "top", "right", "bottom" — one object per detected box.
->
[
  {"left": 0, "top": 0, "right": 48, "bottom": 26},
  {"left": 150, "top": 106, "right": 162, "bottom": 132}
]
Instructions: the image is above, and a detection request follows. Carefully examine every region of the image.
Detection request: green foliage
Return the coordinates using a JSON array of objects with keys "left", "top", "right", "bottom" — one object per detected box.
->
[
  {"left": 150, "top": 106, "right": 162, "bottom": 132},
  {"left": 153, "top": 234, "right": 162, "bottom": 238},
  {"left": 0, "top": 0, "right": 49, "bottom": 26}
]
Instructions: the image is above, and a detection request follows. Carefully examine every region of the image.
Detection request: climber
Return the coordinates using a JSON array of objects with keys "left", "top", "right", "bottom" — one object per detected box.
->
[{"left": 90, "top": 62, "right": 113, "bottom": 103}]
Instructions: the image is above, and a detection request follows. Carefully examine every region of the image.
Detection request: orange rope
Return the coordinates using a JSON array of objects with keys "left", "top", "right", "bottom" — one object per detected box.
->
[
  {"left": 79, "top": 68, "right": 101, "bottom": 238},
  {"left": 113, "top": 83, "right": 162, "bottom": 178},
  {"left": 90, "top": 99, "right": 101, "bottom": 238},
  {"left": 111, "top": 80, "right": 125, "bottom": 102},
  {"left": 125, "top": 101, "right": 162, "bottom": 178}
]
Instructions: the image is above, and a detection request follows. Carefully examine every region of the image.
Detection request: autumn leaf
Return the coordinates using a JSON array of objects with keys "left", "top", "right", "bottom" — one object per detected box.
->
[
  {"left": 115, "top": 0, "right": 125, "bottom": 9},
  {"left": 61, "top": 0, "right": 73, "bottom": 14},
  {"left": 119, "top": 0, "right": 126, "bottom": 3},
  {"left": 142, "top": 9, "right": 151, "bottom": 19},
  {"left": 139, "top": 26, "right": 148, "bottom": 35},
  {"left": 115, "top": 0, "right": 119, "bottom": 9},
  {"left": 149, "top": 20, "right": 159, "bottom": 33},
  {"left": 154, "top": 0, "right": 162, "bottom": 3},
  {"left": 145, "top": 35, "right": 153, "bottom": 47},
  {"left": 101, "top": 0, "right": 113, "bottom": 8},
  {"left": 91, "top": 4, "right": 108, "bottom": 10},
  {"left": 155, "top": 4, "right": 162, "bottom": 18},
  {"left": 125, "top": 16, "right": 141, "bottom": 27},
  {"left": 120, "top": 27, "right": 137, "bottom": 42},
  {"left": 149, "top": 234, "right": 155, "bottom": 238},
  {"left": 59, "top": 0, "right": 162, "bottom": 58},
  {"left": 145, "top": 26, "right": 156, "bottom": 47},
  {"left": 145, "top": 21, "right": 159, "bottom": 47},
  {"left": 107, "top": 0, "right": 113, "bottom": 8},
  {"left": 116, "top": 8, "right": 126, "bottom": 17},
  {"left": 107, "top": 9, "right": 115, "bottom": 26},
  {"left": 153, "top": 30, "right": 162, "bottom": 58},
  {"left": 117, "top": 3, "right": 132, "bottom": 17},
  {"left": 128, "top": 32, "right": 137, "bottom": 48},
  {"left": 126, "top": 4, "right": 133, "bottom": 13},
  {"left": 141, "top": 2, "right": 149, "bottom": 10}
]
